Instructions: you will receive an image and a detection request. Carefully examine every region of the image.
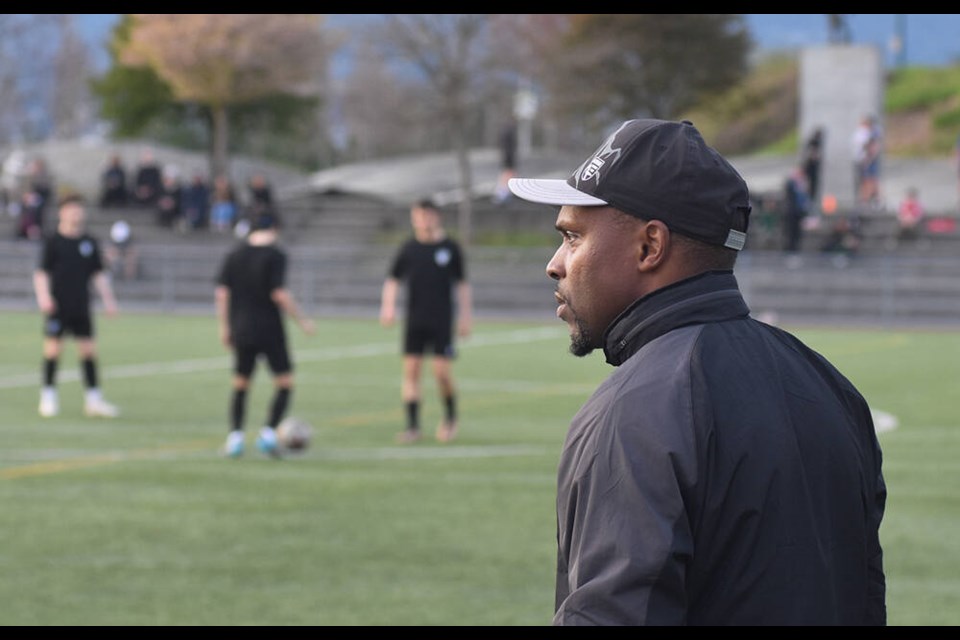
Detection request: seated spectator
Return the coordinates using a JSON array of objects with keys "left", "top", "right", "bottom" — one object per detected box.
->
[
  {"left": 133, "top": 148, "right": 163, "bottom": 208},
  {"left": 820, "top": 214, "right": 862, "bottom": 259},
  {"left": 209, "top": 174, "right": 238, "bottom": 233},
  {"left": 782, "top": 166, "right": 810, "bottom": 254},
  {"left": 246, "top": 172, "right": 275, "bottom": 217},
  {"left": 15, "top": 188, "right": 44, "bottom": 241},
  {"left": 896, "top": 186, "right": 924, "bottom": 243},
  {"left": 156, "top": 169, "right": 183, "bottom": 230},
  {"left": 181, "top": 172, "right": 210, "bottom": 230},
  {"left": 100, "top": 153, "right": 128, "bottom": 208},
  {"left": 25, "top": 157, "right": 53, "bottom": 235}
]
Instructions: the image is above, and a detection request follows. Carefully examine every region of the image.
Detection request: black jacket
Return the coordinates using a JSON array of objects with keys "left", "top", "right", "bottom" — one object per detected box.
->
[{"left": 554, "top": 271, "right": 886, "bottom": 625}]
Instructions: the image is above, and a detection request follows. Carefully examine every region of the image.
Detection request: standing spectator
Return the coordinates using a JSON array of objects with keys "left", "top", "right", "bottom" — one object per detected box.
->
[
  {"left": 783, "top": 165, "right": 810, "bottom": 255},
  {"left": 104, "top": 219, "right": 140, "bottom": 281},
  {"left": 215, "top": 212, "right": 316, "bottom": 458},
  {"left": 853, "top": 114, "right": 882, "bottom": 208},
  {"left": 953, "top": 132, "right": 960, "bottom": 212},
  {"left": 379, "top": 198, "right": 473, "bottom": 444},
  {"left": 493, "top": 120, "right": 518, "bottom": 204},
  {"left": 210, "top": 174, "right": 238, "bottom": 233},
  {"left": 99, "top": 153, "right": 128, "bottom": 208},
  {"left": 507, "top": 118, "right": 885, "bottom": 625},
  {"left": 133, "top": 148, "right": 163, "bottom": 208},
  {"left": 33, "top": 193, "right": 120, "bottom": 419},
  {"left": 181, "top": 172, "right": 211, "bottom": 231},
  {"left": 801, "top": 127, "right": 824, "bottom": 209}
]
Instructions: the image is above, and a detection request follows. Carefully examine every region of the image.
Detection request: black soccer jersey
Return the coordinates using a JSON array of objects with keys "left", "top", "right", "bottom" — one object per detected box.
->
[
  {"left": 388, "top": 237, "right": 465, "bottom": 325},
  {"left": 38, "top": 232, "right": 104, "bottom": 316},
  {"left": 216, "top": 243, "right": 287, "bottom": 347}
]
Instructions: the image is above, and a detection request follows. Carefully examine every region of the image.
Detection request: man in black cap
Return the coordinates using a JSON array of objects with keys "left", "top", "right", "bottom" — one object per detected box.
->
[
  {"left": 508, "top": 119, "right": 886, "bottom": 625},
  {"left": 215, "top": 212, "right": 315, "bottom": 458}
]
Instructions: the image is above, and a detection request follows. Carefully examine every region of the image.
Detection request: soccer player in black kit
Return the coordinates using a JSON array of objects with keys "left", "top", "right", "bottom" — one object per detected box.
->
[
  {"left": 215, "top": 212, "right": 315, "bottom": 458},
  {"left": 380, "top": 199, "right": 473, "bottom": 444},
  {"left": 33, "top": 193, "right": 120, "bottom": 418}
]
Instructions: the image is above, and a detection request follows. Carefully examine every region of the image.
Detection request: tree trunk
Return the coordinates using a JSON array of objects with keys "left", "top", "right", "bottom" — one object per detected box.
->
[{"left": 211, "top": 103, "right": 229, "bottom": 178}]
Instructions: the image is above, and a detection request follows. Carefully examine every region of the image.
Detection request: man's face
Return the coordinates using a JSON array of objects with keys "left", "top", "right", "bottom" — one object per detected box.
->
[{"left": 546, "top": 205, "right": 644, "bottom": 356}]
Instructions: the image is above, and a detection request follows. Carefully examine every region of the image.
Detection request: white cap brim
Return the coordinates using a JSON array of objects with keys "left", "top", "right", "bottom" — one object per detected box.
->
[{"left": 507, "top": 178, "right": 608, "bottom": 207}]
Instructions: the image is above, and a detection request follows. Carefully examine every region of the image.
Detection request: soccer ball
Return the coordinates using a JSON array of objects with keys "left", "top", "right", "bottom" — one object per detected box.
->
[{"left": 277, "top": 416, "right": 312, "bottom": 452}]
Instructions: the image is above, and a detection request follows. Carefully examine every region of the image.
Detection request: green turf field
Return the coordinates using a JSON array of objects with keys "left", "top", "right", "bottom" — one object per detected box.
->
[{"left": 0, "top": 310, "right": 957, "bottom": 625}]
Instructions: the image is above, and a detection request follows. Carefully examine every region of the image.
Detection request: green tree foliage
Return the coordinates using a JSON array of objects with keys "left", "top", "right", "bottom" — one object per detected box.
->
[
  {"left": 90, "top": 15, "right": 178, "bottom": 138},
  {"left": 92, "top": 14, "right": 333, "bottom": 174},
  {"left": 545, "top": 14, "right": 752, "bottom": 129}
]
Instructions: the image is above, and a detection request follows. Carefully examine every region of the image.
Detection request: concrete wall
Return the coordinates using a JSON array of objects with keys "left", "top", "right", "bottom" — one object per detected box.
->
[{"left": 799, "top": 45, "right": 885, "bottom": 211}]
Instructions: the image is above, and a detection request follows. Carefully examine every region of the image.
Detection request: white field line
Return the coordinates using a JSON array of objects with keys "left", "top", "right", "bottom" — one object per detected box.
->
[{"left": 0, "top": 326, "right": 567, "bottom": 390}]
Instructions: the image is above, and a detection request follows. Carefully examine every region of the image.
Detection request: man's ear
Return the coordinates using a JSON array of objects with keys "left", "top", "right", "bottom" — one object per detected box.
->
[{"left": 637, "top": 220, "right": 670, "bottom": 272}]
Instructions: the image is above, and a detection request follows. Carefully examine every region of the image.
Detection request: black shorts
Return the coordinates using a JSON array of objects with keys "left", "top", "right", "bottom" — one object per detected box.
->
[
  {"left": 234, "top": 340, "right": 292, "bottom": 377},
  {"left": 404, "top": 322, "right": 455, "bottom": 358},
  {"left": 43, "top": 313, "right": 93, "bottom": 339}
]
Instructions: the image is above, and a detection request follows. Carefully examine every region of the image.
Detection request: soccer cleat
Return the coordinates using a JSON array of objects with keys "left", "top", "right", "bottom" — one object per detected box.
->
[
  {"left": 84, "top": 397, "right": 120, "bottom": 418},
  {"left": 395, "top": 428, "right": 422, "bottom": 445},
  {"left": 436, "top": 420, "right": 458, "bottom": 444},
  {"left": 39, "top": 388, "right": 59, "bottom": 418},
  {"left": 256, "top": 427, "right": 281, "bottom": 458},
  {"left": 223, "top": 431, "right": 245, "bottom": 458}
]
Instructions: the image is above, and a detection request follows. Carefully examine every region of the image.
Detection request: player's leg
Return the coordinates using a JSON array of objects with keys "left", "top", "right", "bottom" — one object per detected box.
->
[
  {"left": 397, "top": 324, "right": 426, "bottom": 444},
  {"left": 224, "top": 346, "right": 256, "bottom": 457},
  {"left": 256, "top": 343, "right": 293, "bottom": 458},
  {"left": 39, "top": 322, "right": 63, "bottom": 417},
  {"left": 76, "top": 322, "right": 119, "bottom": 418},
  {"left": 398, "top": 354, "right": 424, "bottom": 443},
  {"left": 432, "top": 324, "right": 458, "bottom": 443}
]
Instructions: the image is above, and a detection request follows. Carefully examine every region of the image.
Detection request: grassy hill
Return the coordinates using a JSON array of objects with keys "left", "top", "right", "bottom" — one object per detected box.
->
[{"left": 682, "top": 53, "right": 960, "bottom": 158}]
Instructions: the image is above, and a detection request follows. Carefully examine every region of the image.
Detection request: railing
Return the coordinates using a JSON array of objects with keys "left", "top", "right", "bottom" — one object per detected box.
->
[{"left": 3, "top": 240, "right": 960, "bottom": 328}]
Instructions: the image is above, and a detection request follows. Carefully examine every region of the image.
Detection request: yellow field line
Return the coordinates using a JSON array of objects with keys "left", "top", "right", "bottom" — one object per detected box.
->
[{"left": 0, "top": 439, "right": 218, "bottom": 480}]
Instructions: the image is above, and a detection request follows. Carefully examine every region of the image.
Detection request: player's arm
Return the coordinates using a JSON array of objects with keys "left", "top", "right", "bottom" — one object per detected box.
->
[
  {"left": 32, "top": 269, "right": 55, "bottom": 314},
  {"left": 215, "top": 285, "right": 232, "bottom": 348},
  {"left": 271, "top": 288, "right": 315, "bottom": 335},
  {"left": 92, "top": 270, "right": 118, "bottom": 317},
  {"left": 380, "top": 277, "right": 399, "bottom": 327},
  {"left": 456, "top": 280, "right": 472, "bottom": 338}
]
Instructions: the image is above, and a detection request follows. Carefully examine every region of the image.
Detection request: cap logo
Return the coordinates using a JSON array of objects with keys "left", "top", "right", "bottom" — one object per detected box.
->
[
  {"left": 580, "top": 156, "right": 605, "bottom": 182},
  {"left": 572, "top": 120, "right": 632, "bottom": 189}
]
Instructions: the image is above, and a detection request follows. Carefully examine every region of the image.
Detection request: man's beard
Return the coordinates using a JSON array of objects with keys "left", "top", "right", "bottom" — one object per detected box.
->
[{"left": 569, "top": 313, "right": 596, "bottom": 357}]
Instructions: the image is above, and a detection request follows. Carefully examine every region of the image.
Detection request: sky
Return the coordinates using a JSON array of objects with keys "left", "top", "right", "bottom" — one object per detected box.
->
[
  {"left": 75, "top": 14, "right": 960, "bottom": 71},
  {"left": 745, "top": 14, "right": 960, "bottom": 67}
]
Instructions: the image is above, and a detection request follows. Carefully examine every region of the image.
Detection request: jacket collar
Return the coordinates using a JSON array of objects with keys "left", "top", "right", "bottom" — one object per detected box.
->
[{"left": 603, "top": 270, "right": 750, "bottom": 366}]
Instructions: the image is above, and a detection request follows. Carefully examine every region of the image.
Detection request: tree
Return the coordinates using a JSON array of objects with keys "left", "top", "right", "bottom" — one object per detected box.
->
[
  {"left": 827, "top": 14, "right": 853, "bottom": 44},
  {"left": 543, "top": 15, "right": 752, "bottom": 131},
  {"left": 117, "top": 14, "right": 331, "bottom": 177},
  {"left": 0, "top": 14, "right": 82, "bottom": 144},
  {"left": 372, "top": 14, "right": 491, "bottom": 248},
  {"left": 90, "top": 14, "right": 178, "bottom": 139},
  {"left": 51, "top": 15, "right": 96, "bottom": 140}
]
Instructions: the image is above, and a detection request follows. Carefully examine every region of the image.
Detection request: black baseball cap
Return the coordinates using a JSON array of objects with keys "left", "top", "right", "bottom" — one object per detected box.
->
[{"left": 507, "top": 119, "right": 751, "bottom": 250}]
